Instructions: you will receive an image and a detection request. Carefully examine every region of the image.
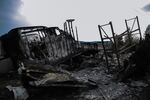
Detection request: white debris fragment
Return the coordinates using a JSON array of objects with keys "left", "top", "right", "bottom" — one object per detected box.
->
[{"left": 6, "top": 85, "right": 29, "bottom": 100}]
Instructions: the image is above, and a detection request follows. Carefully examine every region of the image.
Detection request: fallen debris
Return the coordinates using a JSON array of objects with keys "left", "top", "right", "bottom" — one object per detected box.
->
[{"left": 1, "top": 17, "right": 150, "bottom": 100}]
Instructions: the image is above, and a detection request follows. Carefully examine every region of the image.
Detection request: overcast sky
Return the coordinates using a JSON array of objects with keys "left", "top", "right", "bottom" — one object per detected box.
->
[
  {"left": 0, "top": 0, "right": 27, "bottom": 35},
  {"left": 1, "top": 0, "right": 150, "bottom": 41}
]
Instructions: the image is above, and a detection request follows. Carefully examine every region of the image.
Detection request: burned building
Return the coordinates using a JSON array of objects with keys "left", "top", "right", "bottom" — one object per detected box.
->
[
  {"left": 1, "top": 17, "right": 150, "bottom": 100},
  {"left": 0, "top": 26, "right": 79, "bottom": 71}
]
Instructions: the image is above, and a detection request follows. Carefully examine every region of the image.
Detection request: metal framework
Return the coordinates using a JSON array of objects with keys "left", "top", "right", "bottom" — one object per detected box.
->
[
  {"left": 125, "top": 16, "right": 142, "bottom": 42},
  {"left": 98, "top": 16, "right": 142, "bottom": 70},
  {"left": 98, "top": 22, "right": 120, "bottom": 70},
  {"left": 118, "top": 16, "right": 142, "bottom": 53},
  {"left": 64, "top": 19, "right": 80, "bottom": 51}
]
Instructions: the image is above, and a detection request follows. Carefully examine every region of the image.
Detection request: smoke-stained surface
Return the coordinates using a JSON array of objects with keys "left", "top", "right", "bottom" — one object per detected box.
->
[
  {"left": 142, "top": 3, "right": 150, "bottom": 12},
  {"left": 0, "top": 0, "right": 28, "bottom": 35}
]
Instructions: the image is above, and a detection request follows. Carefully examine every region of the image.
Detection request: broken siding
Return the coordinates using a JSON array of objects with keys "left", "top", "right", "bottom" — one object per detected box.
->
[{"left": 46, "top": 31, "right": 76, "bottom": 60}]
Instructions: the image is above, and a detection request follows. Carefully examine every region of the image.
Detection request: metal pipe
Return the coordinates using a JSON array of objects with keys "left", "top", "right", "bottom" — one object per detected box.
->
[
  {"left": 125, "top": 19, "right": 132, "bottom": 44},
  {"left": 126, "top": 17, "right": 136, "bottom": 21},
  {"left": 110, "top": 22, "right": 120, "bottom": 67},
  {"left": 100, "top": 23, "right": 110, "bottom": 27},
  {"left": 136, "top": 16, "right": 142, "bottom": 41},
  {"left": 70, "top": 22, "right": 75, "bottom": 39},
  {"left": 75, "top": 26, "right": 79, "bottom": 48},
  {"left": 98, "top": 25, "right": 109, "bottom": 69}
]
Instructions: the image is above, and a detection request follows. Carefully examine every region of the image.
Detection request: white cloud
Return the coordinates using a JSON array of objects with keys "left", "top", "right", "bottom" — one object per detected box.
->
[{"left": 21, "top": 0, "right": 150, "bottom": 41}]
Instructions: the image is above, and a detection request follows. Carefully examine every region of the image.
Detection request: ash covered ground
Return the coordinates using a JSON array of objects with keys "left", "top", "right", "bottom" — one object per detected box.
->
[{"left": 0, "top": 56, "right": 150, "bottom": 100}]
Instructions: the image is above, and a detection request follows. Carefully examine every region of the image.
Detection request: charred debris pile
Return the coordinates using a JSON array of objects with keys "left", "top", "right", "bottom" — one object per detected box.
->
[{"left": 0, "top": 17, "right": 150, "bottom": 100}]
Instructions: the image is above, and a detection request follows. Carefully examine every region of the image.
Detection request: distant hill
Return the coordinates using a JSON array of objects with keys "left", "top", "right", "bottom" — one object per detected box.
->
[{"left": 79, "top": 41, "right": 111, "bottom": 45}]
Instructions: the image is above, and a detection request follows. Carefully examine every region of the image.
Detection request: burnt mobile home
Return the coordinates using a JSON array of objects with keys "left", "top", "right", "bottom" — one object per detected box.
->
[{"left": 0, "top": 26, "right": 78, "bottom": 73}]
